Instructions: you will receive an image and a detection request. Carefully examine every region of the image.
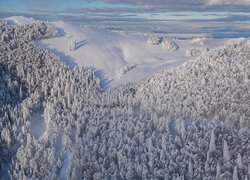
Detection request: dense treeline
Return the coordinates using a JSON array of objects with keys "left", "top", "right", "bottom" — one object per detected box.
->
[
  {"left": 0, "top": 20, "right": 58, "bottom": 43},
  {"left": 0, "top": 19, "right": 249, "bottom": 179},
  {"left": 136, "top": 41, "right": 250, "bottom": 129}
]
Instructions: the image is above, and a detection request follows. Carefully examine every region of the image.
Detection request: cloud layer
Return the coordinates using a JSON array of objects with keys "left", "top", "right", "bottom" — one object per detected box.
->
[
  {"left": 206, "top": 0, "right": 250, "bottom": 6},
  {"left": 81, "top": 0, "right": 250, "bottom": 11},
  {"left": 98, "top": 0, "right": 250, "bottom": 6}
]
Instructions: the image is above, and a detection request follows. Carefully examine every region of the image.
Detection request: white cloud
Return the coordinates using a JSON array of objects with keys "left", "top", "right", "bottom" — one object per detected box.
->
[
  {"left": 206, "top": 0, "right": 250, "bottom": 5},
  {"left": 84, "top": 0, "right": 250, "bottom": 11}
]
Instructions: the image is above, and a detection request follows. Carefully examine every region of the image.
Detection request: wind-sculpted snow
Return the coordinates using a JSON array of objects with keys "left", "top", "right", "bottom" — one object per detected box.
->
[{"left": 0, "top": 19, "right": 249, "bottom": 179}]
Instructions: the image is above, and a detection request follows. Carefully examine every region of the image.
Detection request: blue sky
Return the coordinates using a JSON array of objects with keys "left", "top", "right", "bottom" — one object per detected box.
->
[
  {"left": 0, "top": 0, "right": 131, "bottom": 11},
  {"left": 1, "top": 0, "right": 250, "bottom": 13}
]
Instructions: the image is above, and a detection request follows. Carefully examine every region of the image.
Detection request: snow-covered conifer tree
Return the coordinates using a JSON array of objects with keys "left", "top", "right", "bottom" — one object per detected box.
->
[
  {"left": 237, "top": 153, "right": 243, "bottom": 169},
  {"left": 69, "top": 38, "right": 76, "bottom": 51},
  {"left": 188, "top": 157, "right": 193, "bottom": 179},
  {"left": 223, "top": 140, "right": 230, "bottom": 161},
  {"left": 233, "top": 166, "right": 239, "bottom": 180},
  {"left": 208, "top": 129, "right": 216, "bottom": 153},
  {"left": 215, "top": 163, "right": 221, "bottom": 180}
]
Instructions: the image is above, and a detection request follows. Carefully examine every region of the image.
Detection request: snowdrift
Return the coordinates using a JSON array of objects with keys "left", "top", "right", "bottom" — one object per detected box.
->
[{"left": 0, "top": 18, "right": 249, "bottom": 180}]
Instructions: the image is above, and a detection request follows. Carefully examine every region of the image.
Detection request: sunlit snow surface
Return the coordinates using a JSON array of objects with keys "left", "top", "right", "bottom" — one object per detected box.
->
[
  {"left": 33, "top": 18, "right": 248, "bottom": 88},
  {"left": 30, "top": 113, "right": 45, "bottom": 139},
  {"left": 4, "top": 16, "right": 250, "bottom": 88}
]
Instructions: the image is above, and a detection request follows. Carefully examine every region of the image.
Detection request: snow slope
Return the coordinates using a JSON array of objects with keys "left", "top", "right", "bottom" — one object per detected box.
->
[
  {"left": 36, "top": 21, "right": 190, "bottom": 88},
  {"left": 0, "top": 17, "right": 200, "bottom": 86},
  {"left": 5, "top": 16, "right": 36, "bottom": 25},
  {"left": 6, "top": 16, "right": 248, "bottom": 89}
]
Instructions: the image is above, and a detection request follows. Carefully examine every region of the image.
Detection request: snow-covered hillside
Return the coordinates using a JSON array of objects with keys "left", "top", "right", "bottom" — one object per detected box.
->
[
  {"left": 0, "top": 16, "right": 249, "bottom": 179},
  {"left": 37, "top": 21, "right": 192, "bottom": 88},
  {"left": 7, "top": 16, "right": 244, "bottom": 88}
]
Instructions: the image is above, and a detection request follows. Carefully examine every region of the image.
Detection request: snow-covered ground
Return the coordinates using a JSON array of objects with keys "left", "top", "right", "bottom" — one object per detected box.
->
[
  {"left": 36, "top": 21, "right": 191, "bottom": 88},
  {"left": 30, "top": 113, "right": 45, "bottom": 139},
  {"left": 5, "top": 16, "right": 36, "bottom": 25},
  {"left": 6, "top": 16, "right": 248, "bottom": 89}
]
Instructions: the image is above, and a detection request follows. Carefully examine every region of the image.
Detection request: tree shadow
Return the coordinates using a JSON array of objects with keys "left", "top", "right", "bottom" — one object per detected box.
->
[
  {"left": 37, "top": 42, "right": 77, "bottom": 68},
  {"left": 56, "top": 27, "right": 66, "bottom": 37},
  {"left": 36, "top": 42, "right": 111, "bottom": 90},
  {"left": 50, "top": 48, "right": 77, "bottom": 68},
  {"left": 90, "top": 67, "right": 112, "bottom": 91},
  {"left": 76, "top": 40, "right": 88, "bottom": 50}
]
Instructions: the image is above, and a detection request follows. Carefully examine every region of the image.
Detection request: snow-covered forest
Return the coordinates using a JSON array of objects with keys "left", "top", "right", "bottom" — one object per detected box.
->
[{"left": 0, "top": 19, "right": 249, "bottom": 180}]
